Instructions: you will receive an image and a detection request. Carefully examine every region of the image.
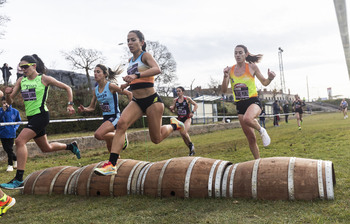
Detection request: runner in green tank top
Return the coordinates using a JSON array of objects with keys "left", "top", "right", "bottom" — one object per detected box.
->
[{"left": 0, "top": 54, "right": 81, "bottom": 190}]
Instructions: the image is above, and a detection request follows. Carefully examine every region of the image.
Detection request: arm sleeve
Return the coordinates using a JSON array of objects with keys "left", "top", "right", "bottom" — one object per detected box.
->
[{"left": 14, "top": 109, "right": 21, "bottom": 130}]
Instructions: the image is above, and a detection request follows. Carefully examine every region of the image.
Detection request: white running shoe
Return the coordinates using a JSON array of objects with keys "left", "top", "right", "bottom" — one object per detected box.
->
[
  {"left": 259, "top": 127, "right": 271, "bottom": 147},
  {"left": 6, "top": 166, "right": 13, "bottom": 172}
]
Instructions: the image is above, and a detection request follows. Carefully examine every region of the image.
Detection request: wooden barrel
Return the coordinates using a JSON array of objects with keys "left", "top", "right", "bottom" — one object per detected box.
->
[
  {"left": 66, "top": 159, "right": 149, "bottom": 197},
  {"left": 221, "top": 157, "right": 336, "bottom": 200},
  {"left": 141, "top": 157, "right": 232, "bottom": 198},
  {"left": 21, "top": 166, "right": 80, "bottom": 195}
]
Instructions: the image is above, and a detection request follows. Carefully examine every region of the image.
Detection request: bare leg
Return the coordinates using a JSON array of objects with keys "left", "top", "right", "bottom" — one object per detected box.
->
[
  {"left": 34, "top": 135, "right": 68, "bottom": 153},
  {"left": 94, "top": 121, "right": 115, "bottom": 152},
  {"left": 238, "top": 104, "right": 262, "bottom": 159},
  {"left": 146, "top": 103, "right": 174, "bottom": 144},
  {"left": 111, "top": 102, "right": 143, "bottom": 155},
  {"left": 180, "top": 118, "right": 192, "bottom": 147},
  {"left": 296, "top": 112, "right": 301, "bottom": 127},
  {"left": 14, "top": 128, "right": 36, "bottom": 170}
]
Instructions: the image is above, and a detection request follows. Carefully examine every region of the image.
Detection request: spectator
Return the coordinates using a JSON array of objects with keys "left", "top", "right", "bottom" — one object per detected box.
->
[
  {"left": 340, "top": 98, "right": 348, "bottom": 119},
  {"left": 283, "top": 100, "right": 290, "bottom": 123},
  {"left": 272, "top": 100, "right": 280, "bottom": 126},
  {"left": 0, "top": 63, "right": 12, "bottom": 86},
  {"left": 0, "top": 97, "right": 21, "bottom": 172}
]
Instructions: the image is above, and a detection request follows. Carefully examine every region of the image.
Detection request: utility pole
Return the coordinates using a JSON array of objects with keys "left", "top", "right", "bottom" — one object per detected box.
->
[
  {"left": 306, "top": 76, "right": 310, "bottom": 102},
  {"left": 190, "top": 79, "right": 195, "bottom": 98}
]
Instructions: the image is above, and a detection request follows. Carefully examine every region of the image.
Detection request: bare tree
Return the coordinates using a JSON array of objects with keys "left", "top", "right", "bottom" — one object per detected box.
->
[
  {"left": 208, "top": 76, "right": 222, "bottom": 95},
  {"left": 61, "top": 47, "right": 105, "bottom": 88},
  {"left": 0, "top": 0, "right": 10, "bottom": 50},
  {"left": 122, "top": 41, "right": 178, "bottom": 96}
]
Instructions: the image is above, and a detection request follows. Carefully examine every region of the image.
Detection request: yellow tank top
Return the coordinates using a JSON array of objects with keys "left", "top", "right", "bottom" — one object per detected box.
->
[{"left": 229, "top": 63, "right": 258, "bottom": 102}]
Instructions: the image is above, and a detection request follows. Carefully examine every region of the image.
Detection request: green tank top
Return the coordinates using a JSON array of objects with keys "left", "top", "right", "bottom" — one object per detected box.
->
[
  {"left": 229, "top": 63, "right": 258, "bottom": 102},
  {"left": 21, "top": 74, "right": 49, "bottom": 116}
]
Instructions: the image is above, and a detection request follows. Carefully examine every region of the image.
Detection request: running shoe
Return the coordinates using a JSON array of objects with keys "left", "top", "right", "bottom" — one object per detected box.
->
[
  {"left": 259, "top": 127, "right": 271, "bottom": 147},
  {"left": 170, "top": 117, "right": 185, "bottom": 131},
  {"left": 122, "top": 133, "right": 129, "bottom": 150},
  {"left": 0, "top": 195, "right": 16, "bottom": 218},
  {"left": 94, "top": 161, "right": 117, "bottom": 176},
  {"left": 71, "top": 141, "right": 81, "bottom": 159},
  {"left": 6, "top": 165, "right": 13, "bottom": 172},
  {"left": 0, "top": 179, "right": 24, "bottom": 190},
  {"left": 298, "top": 126, "right": 302, "bottom": 130},
  {"left": 189, "top": 144, "right": 196, "bottom": 156}
]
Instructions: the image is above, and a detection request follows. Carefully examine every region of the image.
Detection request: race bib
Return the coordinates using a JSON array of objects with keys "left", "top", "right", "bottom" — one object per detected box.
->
[
  {"left": 99, "top": 103, "right": 111, "bottom": 112},
  {"left": 127, "top": 63, "right": 138, "bottom": 75},
  {"left": 178, "top": 108, "right": 187, "bottom": 116},
  {"left": 234, "top": 83, "right": 249, "bottom": 100},
  {"left": 21, "top": 88, "right": 37, "bottom": 101}
]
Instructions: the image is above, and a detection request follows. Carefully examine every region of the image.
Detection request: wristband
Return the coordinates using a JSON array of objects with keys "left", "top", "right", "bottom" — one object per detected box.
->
[
  {"left": 68, "top": 101, "right": 74, "bottom": 106},
  {"left": 135, "top": 72, "right": 141, "bottom": 79}
]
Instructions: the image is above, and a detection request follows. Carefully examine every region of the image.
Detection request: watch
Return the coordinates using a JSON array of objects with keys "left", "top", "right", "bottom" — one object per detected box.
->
[
  {"left": 135, "top": 72, "right": 141, "bottom": 79},
  {"left": 68, "top": 101, "right": 74, "bottom": 106}
]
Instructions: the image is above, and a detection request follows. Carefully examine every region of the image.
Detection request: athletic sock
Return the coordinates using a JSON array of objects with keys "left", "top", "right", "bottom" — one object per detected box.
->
[
  {"left": 109, "top": 153, "right": 119, "bottom": 166},
  {"left": 15, "top": 170, "right": 24, "bottom": 182},
  {"left": 188, "top": 142, "right": 193, "bottom": 150},
  {"left": 66, "top": 143, "right": 73, "bottom": 151},
  {"left": 171, "top": 124, "right": 177, "bottom": 131},
  {"left": 0, "top": 194, "right": 7, "bottom": 202}
]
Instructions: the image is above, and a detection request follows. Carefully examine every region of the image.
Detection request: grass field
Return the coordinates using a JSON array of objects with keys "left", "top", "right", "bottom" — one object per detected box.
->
[{"left": 0, "top": 112, "right": 349, "bottom": 223}]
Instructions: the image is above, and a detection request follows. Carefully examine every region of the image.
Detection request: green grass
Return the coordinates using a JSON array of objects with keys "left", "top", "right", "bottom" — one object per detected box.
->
[{"left": 1, "top": 112, "right": 349, "bottom": 223}]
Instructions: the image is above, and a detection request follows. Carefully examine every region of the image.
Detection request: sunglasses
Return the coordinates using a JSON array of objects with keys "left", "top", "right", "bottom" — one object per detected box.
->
[{"left": 20, "top": 63, "right": 36, "bottom": 69}]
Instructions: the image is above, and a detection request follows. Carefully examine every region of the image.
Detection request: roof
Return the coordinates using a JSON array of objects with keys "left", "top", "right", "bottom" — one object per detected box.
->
[{"left": 193, "top": 95, "right": 222, "bottom": 102}]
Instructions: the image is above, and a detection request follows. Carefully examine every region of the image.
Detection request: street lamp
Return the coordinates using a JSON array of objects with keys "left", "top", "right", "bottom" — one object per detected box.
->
[{"left": 278, "top": 47, "right": 286, "bottom": 99}]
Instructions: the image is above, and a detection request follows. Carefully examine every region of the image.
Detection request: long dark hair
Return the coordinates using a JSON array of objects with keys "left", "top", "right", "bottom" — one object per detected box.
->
[
  {"left": 95, "top": 64, "right": 123, "bottom": 84},
  {"left": 236, "top": 45, "right": 263, "bottom": 63},
  {"left": 177, "top": 86, "right": 185, "bottom": 92},
  {"left": 129, "top": 30, "right": 146, "bottom": 51},
  {"left": 20, "top": 54, "right": 47, "bottom": 74}
]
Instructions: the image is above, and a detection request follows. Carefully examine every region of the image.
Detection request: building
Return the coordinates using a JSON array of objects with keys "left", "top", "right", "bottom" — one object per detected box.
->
[{"left": 192, "top": 95, "right": 221, "bottom": 124}]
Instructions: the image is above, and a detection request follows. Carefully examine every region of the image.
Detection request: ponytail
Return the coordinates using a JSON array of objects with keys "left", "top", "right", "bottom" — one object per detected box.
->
[
  {"left": 95, "top": 64, "right": 123, "bottom": 84},
  {"left": 107, "top": 64, "right": 124, "bottom": 84}
]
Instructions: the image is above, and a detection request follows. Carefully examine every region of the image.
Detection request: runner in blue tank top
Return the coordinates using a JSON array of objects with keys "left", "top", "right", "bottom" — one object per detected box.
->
[{"left": 78, "top": 64, "right": 132, "bottom": 152}]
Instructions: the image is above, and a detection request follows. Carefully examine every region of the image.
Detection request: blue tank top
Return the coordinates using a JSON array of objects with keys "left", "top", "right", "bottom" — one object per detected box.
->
[{"left": 95, "top": 82, "right": 120, "bottom": 116}]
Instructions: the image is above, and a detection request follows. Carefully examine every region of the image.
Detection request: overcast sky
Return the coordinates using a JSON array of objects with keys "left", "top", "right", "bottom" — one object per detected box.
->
[{"left": 0, "top": 0, "right": 349, "bottom": 100}]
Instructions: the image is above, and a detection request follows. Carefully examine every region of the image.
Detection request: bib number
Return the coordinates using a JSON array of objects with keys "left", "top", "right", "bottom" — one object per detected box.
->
[
  {"left": 99, "top": 103, "right": 111, "bottom": 112},
  {"left": 234, "top": 87, "right": 249, "bottom": 100},
  {"left": 21, "top": 88, "right": 37, "bottom": 101}
]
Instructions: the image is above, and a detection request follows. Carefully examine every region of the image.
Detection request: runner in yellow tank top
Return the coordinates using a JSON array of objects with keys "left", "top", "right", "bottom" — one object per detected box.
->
[{"left": 222, "top": 45, "right": 276, "bottom": 159}]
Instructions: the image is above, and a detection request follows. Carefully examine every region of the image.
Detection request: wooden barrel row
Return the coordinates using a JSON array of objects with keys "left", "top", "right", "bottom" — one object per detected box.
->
[{"left": 21, "top": 156, "right": 335, "bottom": 200}]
